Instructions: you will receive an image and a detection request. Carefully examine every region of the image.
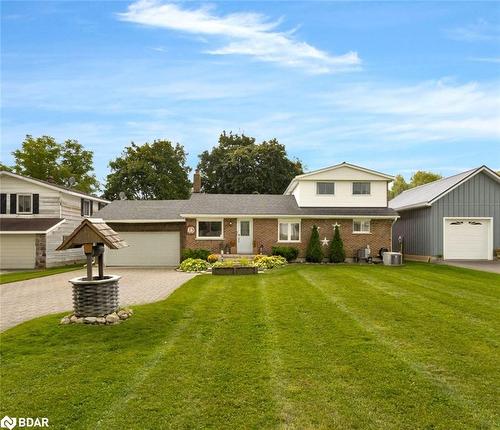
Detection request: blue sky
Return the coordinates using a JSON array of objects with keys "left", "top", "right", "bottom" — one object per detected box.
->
[{"left": 2, "top": 1, "right": 499, "bottom": 184}]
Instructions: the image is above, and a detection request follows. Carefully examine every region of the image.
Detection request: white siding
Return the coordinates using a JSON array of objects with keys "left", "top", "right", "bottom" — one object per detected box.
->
[
  {"left": 293, "top": 180, "right": 388, "bottom": 207},
  {"left": 0, "top": 235, "right": 36, "bottom": 269},
  {"left": 290, "top": 165, "right": 389, "bottom": 207},
  {"left": 0, "top": 174, "right": 104, "bottom": 267}
]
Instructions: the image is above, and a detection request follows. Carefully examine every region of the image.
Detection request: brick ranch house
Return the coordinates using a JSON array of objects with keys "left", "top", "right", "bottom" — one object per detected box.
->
[{"left": 97, "top": 163, "right": 399, "bottom": 266}]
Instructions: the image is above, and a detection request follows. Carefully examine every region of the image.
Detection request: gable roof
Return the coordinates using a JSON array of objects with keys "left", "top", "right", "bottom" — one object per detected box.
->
[
  {"left": 57, "top": 218, "right": 128, "bottom": 250},
  {"left": 0, "top": 170, "right": 108, "bottom": 203},
  {"left": 389, "top": 165, "right": 500, "bottom": 211},
  {"left": 284, "top": 162, "right": 394, "bottom": 194},
  {"left": 95, "top": 199, "right": 187, "bottom": 222}
]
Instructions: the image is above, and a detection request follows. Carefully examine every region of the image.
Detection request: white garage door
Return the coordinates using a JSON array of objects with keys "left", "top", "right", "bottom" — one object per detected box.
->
[
  {"left": 106, "top": 231, "right": 180, "bottom": 267},
  {"left": 0, "top": 234, "right": 36, "bottom": 269},
  {"left": 444, "top": 218, "right": 493, "bottom": 260}
]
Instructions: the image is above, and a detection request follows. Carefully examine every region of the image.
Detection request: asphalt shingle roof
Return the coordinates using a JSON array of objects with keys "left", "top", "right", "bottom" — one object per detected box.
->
[
  {"left": 389, "top": 167, "right": 486, "bottom": 210},
  {"left": 96, "top": 194, "right": 397, "bottom": 220},
  {"left": 0, "top": 218, "right": 63, "bottom": 232},
  {"left": 95, "top": 200, "right": 187, "bottom": 220}
]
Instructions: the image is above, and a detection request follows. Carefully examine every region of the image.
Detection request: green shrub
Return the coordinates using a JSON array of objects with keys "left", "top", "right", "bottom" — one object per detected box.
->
[
  {"left": 329, "top": 225, "right": 345, "bottom": 263},
  {"left": 181, "top": 248, "right": 211, "bottom": 261},
  {"left": 271, "top": 246, "right": 299, "bottom": 262},
  {"left": 254, "top": 255, "right": 287, "bottom": 270},
  {"left": 207, "top": 254, "right": 219, "bottom": 263},
  {"left": 179, "top": 258, "right": 210, "bottom": 272},
  {"left": 306, "top": 225, "right": 323, "bottom": 263}
]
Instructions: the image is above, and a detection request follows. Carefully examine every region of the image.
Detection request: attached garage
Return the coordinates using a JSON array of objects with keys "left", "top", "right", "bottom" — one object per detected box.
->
[
  {"left": 105, "top": 231, "right": 180, "bottom": 267},
  {"left": 0, "top": 234, "right": 36, "bottom": 269},
  {"left": 444, "top": 218, "right": 493, "bottom": 260}
]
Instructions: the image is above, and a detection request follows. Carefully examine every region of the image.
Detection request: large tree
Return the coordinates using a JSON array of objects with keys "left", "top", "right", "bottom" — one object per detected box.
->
[
  {"left": 197, "top": 132, "right": 303, "bottom": 194},
  {"left": 103, "top": 140, "right": 191, "bottom": 200},
  {"left": 390, "top": 170, "right": 443, "bottom": 199},
  {"left": 12, "top": 135, "right": 99, "bottom": 193}
]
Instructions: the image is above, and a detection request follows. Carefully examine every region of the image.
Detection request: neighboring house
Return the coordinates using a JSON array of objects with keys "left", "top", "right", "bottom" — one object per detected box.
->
[
  {"left": 97, "top": 162, "right": 398, "bottom": 266},
  {"left": 389, "top": 166, "right": 500, "bottom": 261},
  {"left": 0, "top": 171, "right": 109, "bottom": 269}
]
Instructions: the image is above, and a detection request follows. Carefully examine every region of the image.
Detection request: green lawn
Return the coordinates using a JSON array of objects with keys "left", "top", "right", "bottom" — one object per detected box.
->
[
  {"left": 1, "top": 263, "right": 499, "bottom": 429},
  {"left": 0, "top": 264, "right": 83, "bottom": 284}
]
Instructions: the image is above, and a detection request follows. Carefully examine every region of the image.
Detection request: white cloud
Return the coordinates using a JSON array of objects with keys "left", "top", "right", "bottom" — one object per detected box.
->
[
  {"left": 445, "top": 19, "right": 500, "bottom": 42},
  {"left": 319, "top": 79, "right": 500, "bottom": 142},
  {"left": 118, "top": 0, "right": 361, "bottom": 74}
]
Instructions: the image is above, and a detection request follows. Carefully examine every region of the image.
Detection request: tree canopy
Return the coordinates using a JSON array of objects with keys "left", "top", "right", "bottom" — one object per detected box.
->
[
  {"left": 10, "top": 135, "right": 99, "bottom": 193},
  {"left": 197, "top": 132, "right": 303, "bottom": 194},
  {"left": 389, "top": 170, "right": 443, "bottom": 199},
  {"left": 103, "top": 140, "right": 191, "bottom": 200}
]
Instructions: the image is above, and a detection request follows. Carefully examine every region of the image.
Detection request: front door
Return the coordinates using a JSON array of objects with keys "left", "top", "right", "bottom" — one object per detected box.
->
[{"left": 237, "top": 219, "right": 253, "bottom": 254}]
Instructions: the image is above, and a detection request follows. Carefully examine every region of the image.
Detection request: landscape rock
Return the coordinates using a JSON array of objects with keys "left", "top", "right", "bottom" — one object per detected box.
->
[
  {"left": 105, "top": 313, "right": 120, "bottom": 324},
  {"left": 84, "top": 317, "right": 97, "bottom": 324},
  {"left": 96, "top": 317, "right": 106, "bottom": 324},
  {"left": 60, "top": 317, "right": 71, "bottom": 325}
]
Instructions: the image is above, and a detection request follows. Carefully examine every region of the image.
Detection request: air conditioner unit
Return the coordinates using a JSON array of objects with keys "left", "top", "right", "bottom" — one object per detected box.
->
[{"left": 383, "top": 252, "right": 403, "bottom": 266}]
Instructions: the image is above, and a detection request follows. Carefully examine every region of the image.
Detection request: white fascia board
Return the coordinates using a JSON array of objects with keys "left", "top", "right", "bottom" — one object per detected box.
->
[
  {"left": 389, "top": 202, "right": 432, "bottom": 211},
  {"left": 293, "top": 163, "right": 395, "bottom": 181},
  {"left": 0, "top": 171, "right": 109, "bottom": 203},
  {"left": 104, "top": 219, "right": 185, "bottom": 223},
  {"left": 181, "top": 214, "right": 399, "bottom": 220}
]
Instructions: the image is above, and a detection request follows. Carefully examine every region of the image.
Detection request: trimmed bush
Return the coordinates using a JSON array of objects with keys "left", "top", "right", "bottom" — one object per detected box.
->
[
  {"left": 306, "top": 225, "right": 323, "bottom": 263},
  {"left": 179, "top": 258, "right": 210, "bottom": 272},
  {"left": 254, "top": 255, "right": 287, "bottom": 270},
  {"left": 207, "top": 254, "right": 219, "bottom": 264},
  {"left": 329, "top": 225, "right": 346, "bottom": 263},
  {"left": 181, "top": 248, "right": 211, "bottom": 261},
  {"left": 271, "top": 246, "right": 299, "bottom": 262},
  {"left": 253, "top": 254, "right": 266, "bottom": 263}
]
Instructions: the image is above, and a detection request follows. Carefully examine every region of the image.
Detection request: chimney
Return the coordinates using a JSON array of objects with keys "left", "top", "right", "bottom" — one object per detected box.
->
[
  {"left": 193, "top": 169, "right": 201, "bottom": 193},
  {"left": 47, "top": 175, "right": 55, "bottom": 183}
]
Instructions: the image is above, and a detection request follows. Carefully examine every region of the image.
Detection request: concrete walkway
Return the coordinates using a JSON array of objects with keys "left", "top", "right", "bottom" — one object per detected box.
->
[
  {"left": 0, "top": 268, "right": 196, "bottom": 332},
  {"left": 441, "top": 260, "right": 500, "bottom": 274}
]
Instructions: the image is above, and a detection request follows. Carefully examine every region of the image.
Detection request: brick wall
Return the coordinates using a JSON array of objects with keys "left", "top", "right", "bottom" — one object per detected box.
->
[
  {"left": 184, "top": 218, "right": 237, "bottom": 254},
  {"left": 184, "top": 217, "right": 393, "bottom": 258}
]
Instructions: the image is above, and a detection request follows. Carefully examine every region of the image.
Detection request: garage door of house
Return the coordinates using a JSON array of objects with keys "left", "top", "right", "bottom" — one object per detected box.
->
[
  {"left": 105, "top": 231, "right": 180, "bottom": 267},
  {"left": 443, "top": 218, "right": 493, "bottom": 260},
  {"left": 0, "top": 234, "right": 36, "bottom": 269}
]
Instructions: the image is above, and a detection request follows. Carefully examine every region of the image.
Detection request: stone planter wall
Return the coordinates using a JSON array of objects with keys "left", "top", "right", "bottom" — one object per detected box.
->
[{"left": 212, "top": 266, "right": 258, "bottom": 276}]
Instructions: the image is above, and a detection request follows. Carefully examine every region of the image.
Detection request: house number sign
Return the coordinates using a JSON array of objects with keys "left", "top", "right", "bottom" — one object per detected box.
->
[{"left": 187, "top": 226, "right": 195, "bottom": 235}]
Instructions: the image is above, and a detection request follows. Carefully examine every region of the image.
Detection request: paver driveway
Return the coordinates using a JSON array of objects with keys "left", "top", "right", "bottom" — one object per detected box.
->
[{"left": 0, "top": 268, "right": 196, "bottom": 331}]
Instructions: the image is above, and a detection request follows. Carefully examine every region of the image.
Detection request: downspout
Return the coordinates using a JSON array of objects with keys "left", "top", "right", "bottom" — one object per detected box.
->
[{"left": 390, "top": 217, "right": 398, "bottom": 252}]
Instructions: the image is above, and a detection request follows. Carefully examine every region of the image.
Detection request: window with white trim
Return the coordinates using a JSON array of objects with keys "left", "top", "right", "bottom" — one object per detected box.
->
[
  {"left": 17, "top": 194, "right": 33, "bottom": 214},
  {"left": 316, "top": 182, "right": 335, "bottom": 195},
  {"left": 353, "top": 219, "right": 371, "bottom": 233},
  {"left": 83, "top": 200, "right": 91, "bottom": 217},
  {"left": 197, "top": 220, "right": 223, "bottom": 239},
  {"left": 353, "top": 182, "right": 371, "bottom": 195},
  {"left": 278, "top": 220, "right": 301, "bottom": 242}
]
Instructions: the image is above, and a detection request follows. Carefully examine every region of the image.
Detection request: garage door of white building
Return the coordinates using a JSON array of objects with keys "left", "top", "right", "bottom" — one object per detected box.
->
[
  {"left": 105, "top": 231, "right": 180, "bottom": 267},
  {"left": 443, "top": 218, "right": 493, "bottom": 260},
  {"left": 0, "top": 234, "right": 36, "bottom": 269}
]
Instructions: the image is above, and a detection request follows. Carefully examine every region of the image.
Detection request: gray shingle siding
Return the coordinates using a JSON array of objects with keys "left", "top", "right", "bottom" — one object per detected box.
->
[{"left": 393, "top": 171, "right": 500, "bottom": 257}]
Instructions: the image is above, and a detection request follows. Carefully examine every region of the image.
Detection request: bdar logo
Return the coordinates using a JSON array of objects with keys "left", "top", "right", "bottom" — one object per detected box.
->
[{"left": 0, "top": 416, "right": 16, "bottom": 430}]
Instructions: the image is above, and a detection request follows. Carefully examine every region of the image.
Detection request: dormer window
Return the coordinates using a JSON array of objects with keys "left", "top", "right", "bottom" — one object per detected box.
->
[
  {"left": 353, "top": 182, "right": 371, "bottom": 195},
  {"left": 316, "top": 182, "right": 335, "bottom": 195},
  {"left": 17, "top": 194, "right": 33, "bottom": 214}
]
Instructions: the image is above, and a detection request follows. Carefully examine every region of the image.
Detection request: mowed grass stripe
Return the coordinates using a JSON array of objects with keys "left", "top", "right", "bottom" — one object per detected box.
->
[
  {"left": 262, "top": 268, "right": 420, "bottom": 429},
  {"left": 300, "top": 265, "right": 498, "bottom": 427},
  {"left": 96, "top": 274, "right": 279, "bottom": 430}
]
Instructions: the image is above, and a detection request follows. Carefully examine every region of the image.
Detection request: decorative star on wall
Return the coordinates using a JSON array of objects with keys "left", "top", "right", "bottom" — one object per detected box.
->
[{"left": 321, "top": 237, "right": 330, "bottom": 246}]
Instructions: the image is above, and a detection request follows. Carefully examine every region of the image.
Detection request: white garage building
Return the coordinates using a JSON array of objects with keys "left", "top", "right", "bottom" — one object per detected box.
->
[{"left": 390, "top": 165, "right": 499, "bottom": 261}]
